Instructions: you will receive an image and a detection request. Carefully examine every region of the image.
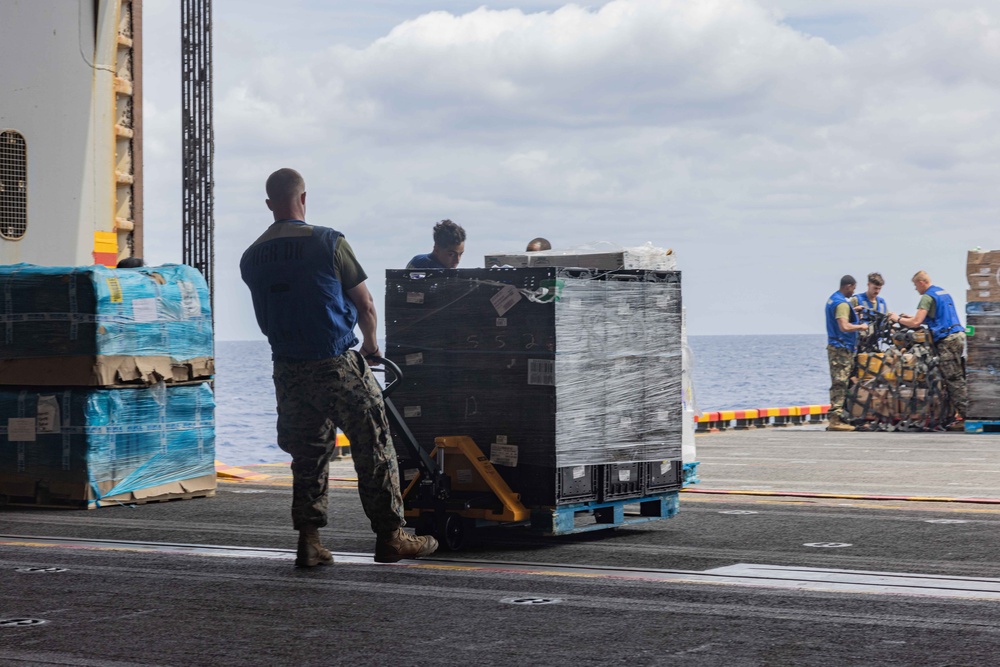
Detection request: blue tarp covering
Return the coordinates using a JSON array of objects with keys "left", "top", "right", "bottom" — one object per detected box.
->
[
  {"left": 0, "top": 263, "right": 213, "bottom": 360},
  {"left": 0, "top": 383, "right": 215, "bottom": 506}
]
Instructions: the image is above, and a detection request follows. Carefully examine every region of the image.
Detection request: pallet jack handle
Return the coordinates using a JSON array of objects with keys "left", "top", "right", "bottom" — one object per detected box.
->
[{"left": 369, "top": 356, "right": 450, "bottom": 500}]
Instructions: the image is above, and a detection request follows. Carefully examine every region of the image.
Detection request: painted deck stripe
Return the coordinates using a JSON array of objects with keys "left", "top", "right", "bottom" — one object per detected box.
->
[
  {"left": 5, "top": 535, "right": 1000, "bottom": 601},
  {"left": 681, "top": 488, "right": 1000, "bottom": 504}
]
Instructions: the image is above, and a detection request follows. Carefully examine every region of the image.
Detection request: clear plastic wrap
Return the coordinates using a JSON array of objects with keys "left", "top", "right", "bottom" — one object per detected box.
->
[
  {"left": 386, "top": 267, "right": 682, "bottom": 475},
  {"left": 0, "top": 264, "right": 213, "bottom": 386},
  {"left": 0, "top": 263, "right": 213, "bottom": 360},
  {"left": 966, "top": 302, "right": 1000, "bottom": 419},
  {"left": 0, "top": 383, "right": 215, "bottom": 507}
]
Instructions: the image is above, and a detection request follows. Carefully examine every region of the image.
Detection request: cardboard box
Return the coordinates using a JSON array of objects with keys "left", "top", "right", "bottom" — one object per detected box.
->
[
  {"left": 968, "top": 289, "right": 1000, "bottom": 303},
  {"left": 0, "top": 471, "right": 216, "bottom": 509},
  {"left": 0, "top": 355, "right": 214, "bottom": 387},
  {"left": 968, "top": 250, "right": 1000, "bottom": 271},
  {"left": 485, "top": 246, "right": 676, "bottom": 271}
]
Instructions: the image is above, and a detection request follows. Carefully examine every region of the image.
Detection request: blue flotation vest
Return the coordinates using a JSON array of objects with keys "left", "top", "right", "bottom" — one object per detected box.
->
[
  {"left": 855, "top": 292, "right": 887, "bottom": 324},
  {"left": 924, "top": 285, "right": 964, "bottom": 342},
  {"left": 240, "top": 221, "right": 359, "bottom": 360},
  {"left": 826, "top": 291, "right": 859, "bottom": 349}
]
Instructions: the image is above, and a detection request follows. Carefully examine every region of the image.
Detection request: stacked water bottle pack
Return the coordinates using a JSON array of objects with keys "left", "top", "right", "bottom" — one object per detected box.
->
[{"left": 0, "top": 264, "right": 216, "bottom": 508}]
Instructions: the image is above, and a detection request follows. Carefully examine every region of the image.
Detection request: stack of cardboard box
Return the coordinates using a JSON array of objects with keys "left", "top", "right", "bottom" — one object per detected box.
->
[
  {"left": 0, "top": 264, "right": 216, "bottom": 508},
  {"left": 966, "top": 250, "right": 1000, "bottom": 420}
]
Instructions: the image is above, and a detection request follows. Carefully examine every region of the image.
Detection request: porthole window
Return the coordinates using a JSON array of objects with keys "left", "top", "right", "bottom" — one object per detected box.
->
[{"left": 0, "top": 130, "right": 27, "bottom": 240}]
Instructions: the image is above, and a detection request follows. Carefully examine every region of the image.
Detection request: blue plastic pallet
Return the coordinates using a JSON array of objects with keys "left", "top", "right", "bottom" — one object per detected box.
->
[
  {"left": 529, "top": 491, "right": 680, "bottom": 536},
  {"left": 965, "top": 420, "right": 1000, "bottom": 434}
]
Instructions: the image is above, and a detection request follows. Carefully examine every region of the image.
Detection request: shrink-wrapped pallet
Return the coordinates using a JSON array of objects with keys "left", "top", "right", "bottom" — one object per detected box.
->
[
  {"left": 966, "top": 302, "right": 1000, "bottom": 419},
  {"left": 385, "top": 267, "right": 682, "bottom": 506},
  {"left": 0, "top": 264, "right": 213, "bottom": 386},
  {"left": 0, "top": 383, "right": 216, "bottom": 508}
]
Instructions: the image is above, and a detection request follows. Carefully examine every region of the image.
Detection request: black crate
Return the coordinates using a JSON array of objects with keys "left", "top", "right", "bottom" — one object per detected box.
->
[
  {"left": 555, "top": 465, "right": 599, "bottom": 503},
  {"left": 643, "top": 459, "right": 683, "bottom": 494},
  {"left": 601, "top": 462, "right": 643, "bottom": 501}
]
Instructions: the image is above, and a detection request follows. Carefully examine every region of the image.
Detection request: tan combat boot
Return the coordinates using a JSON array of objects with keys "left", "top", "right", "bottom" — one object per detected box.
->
[
  {"left": 826, "top": 414, "right": 856, "bottom": 432},
  {"left": 374, "top": 528, "right": 439, "bottom": 563},
  {"left": 295, "top": 526, "right": 334, "bottom": 567}
]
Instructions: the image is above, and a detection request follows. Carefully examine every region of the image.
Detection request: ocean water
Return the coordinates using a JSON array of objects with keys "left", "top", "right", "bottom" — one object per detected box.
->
[{"left": 214, "top": 334, "right": 831, "bottom": 465}]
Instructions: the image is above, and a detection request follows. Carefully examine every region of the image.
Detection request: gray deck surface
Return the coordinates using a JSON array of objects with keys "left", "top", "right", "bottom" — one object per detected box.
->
[{"left": 3, "top": 427, "right": 1000, "bottom": 666}]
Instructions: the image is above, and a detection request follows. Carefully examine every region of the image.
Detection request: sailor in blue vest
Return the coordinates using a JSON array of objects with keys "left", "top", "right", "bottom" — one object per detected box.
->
[
  {"left": 406, "top": 219, "right": 466, "bottom": 269},
  {"left": 889, "top": 271, "right": 968, "bottom": 427},
  {"left": 826, "top": 275, "right": 868, "bottom": 431},
  {"left": 241, "top": 168, "right": 438, "bottom": 566},
  {"left": 852, "top": 272, "right": 888, "bottom": 325}
]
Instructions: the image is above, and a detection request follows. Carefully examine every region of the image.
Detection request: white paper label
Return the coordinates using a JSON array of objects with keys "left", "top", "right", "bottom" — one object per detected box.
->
[
  {"left": 620, "top": 416, "right": 633, "bottom": 428},
  {"left": 406, "top": 292, "right": 425, "bottom": 304},
  {"left": 456, "top": 469, "right": 474, "bottom": 485},
  {"left": 178, "top": 280, "right": 202, "bottom": 319},
  {"left": 618, "top": 468, "right": 632, "bottom": 482},
  {"left": 404, "top": 406, "right": 422, "bottom": 418},
  {"left": 977, "top": 267, "right": 991, "bottom": 275},
  {"left": 618, "top": 303, "right": 631, "bottom": 316},
  {"left": 403, "top": 468, "right": 418, "bottom": 482},
  {"left": 490, "top": 285, "right": 522, "bottom": 317},
  {"left": 405, "top": 353, "right": 424, "bottom": 366},
  {"left": 496, "top": 318, "right": 507, "bottom": 327},
  {"left": 980, "top": 291, "right": 992, "bottom": 297},
  {"left": 656, "top": 410, "right": 670, "bottom": 423},
  {"left": 660, "top": 461, "right": 671, "bottom": 475},
  {"left": 36, "top": 396, "right": 60, "bottom": 434},
  {"left": 491, "top": 443, "right": 519, "bottom": 467},
  {"left": 132, "top": 297, "right": 159, "bottom": 323},
  {"left": 7, "top": 418, "right": 36, "bottom": 442},
  {"left": 495, "top": 435, "right": 508, "bottom": 444},
  {"left": 527, "top": 359, "right": 555, "bottom": 386},
  {"left": 572, "top": 466, "right": 586, "bottom": 480}
]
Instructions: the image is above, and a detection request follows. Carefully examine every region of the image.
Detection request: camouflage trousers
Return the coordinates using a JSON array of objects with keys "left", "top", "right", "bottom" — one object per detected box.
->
[
  {"left": 937, "top": 332, "right": 968, "bottom": 419},
  {"left": 273, "top": 351, "right": 405, "bottom": 536},
  {"left": 827, "top": 345, "right": 854, "bottom": 419}
]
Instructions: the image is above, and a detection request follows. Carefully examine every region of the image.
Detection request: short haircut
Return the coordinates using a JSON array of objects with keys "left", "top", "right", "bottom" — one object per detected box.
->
[
  {"left": 266, "top": 168, "right": 305, "bottom": 203},
  {"left": 840, "top": 274, "right": 856, "bottom": 287},
  {"left": 912, "top": 270, "right": 930, "bottom": 283},
  {"left": 867, "top": 272, "right": 884, "bottom": 287},
  {"left": 526, "top": 237, "right": 551, "bottom": 251},
  {"left": 116, "top": 257, "right": 144, "bottom": 268},
  {"left": 432, "top": 219, "right": 466, "bottom": 248}
]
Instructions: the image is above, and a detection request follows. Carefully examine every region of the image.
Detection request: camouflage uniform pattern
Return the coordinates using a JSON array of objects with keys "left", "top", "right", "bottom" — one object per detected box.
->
[
  {"left": 937, "top": 332, "right": 968, "bottom": 418},
  {"left": 273, "top": 351, "right": 405, "bottom": 535},
  {"left": 827, "top": 345, "right": 854, "bottom": 419}
]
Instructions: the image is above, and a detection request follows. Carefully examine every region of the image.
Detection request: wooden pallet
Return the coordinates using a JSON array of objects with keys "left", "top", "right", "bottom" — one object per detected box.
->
[{"left": 965, "top": 420, "right": 1000, "bottom": 434}]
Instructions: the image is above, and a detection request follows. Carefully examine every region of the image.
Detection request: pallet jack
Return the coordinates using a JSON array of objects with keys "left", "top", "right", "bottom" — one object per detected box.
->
[
  {"left": 372, "top": 356, "right": 681, "bottom": 550},
  {"left": 373, "top": 356, "right": 529, "bottom": 551}
]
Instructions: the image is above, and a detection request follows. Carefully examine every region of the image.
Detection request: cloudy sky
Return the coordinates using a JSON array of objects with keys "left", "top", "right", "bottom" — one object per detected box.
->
[{"left": 140, "top": 0, "right": 1000, "bottom": 340}]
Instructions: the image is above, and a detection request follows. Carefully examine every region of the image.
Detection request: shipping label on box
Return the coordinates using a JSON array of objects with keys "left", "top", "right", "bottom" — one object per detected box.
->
[{"left": 490, "top": 442, "right": 518, "bottom": 467}]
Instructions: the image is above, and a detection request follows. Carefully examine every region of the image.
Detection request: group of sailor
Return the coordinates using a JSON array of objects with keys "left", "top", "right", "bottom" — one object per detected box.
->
[{"left": 825, "top": 271, "right": 967, "bottom": 432}]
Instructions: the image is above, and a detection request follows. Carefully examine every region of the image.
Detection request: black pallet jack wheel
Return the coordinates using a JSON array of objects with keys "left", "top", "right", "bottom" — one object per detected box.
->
[{"left": 443, "top": 513, "right": 474, "bottom": 552}]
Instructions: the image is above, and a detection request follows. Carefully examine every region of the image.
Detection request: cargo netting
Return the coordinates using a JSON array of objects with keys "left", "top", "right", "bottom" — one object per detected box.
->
[{"left": 844, "top": 309, "right": 953, "bottom": 430}]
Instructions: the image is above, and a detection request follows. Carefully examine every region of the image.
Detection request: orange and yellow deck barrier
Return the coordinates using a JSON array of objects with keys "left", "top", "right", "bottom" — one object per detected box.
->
[{"left": 694, "top": 405, "right": 830, "bottom": 432}]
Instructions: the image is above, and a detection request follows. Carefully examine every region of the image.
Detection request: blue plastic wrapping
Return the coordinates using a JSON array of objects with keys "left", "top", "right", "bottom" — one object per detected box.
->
[
  {"left": 0, "top": 263, "right": 213, "bottom": 360},
  {"left": 0, "top": 383, "right": 216, "bottom": 507}
]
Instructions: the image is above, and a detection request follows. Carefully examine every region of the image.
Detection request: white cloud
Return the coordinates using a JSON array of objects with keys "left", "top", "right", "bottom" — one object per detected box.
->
[{"left": 140, "top": 0, "right": 1000, "bottom": 338}]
